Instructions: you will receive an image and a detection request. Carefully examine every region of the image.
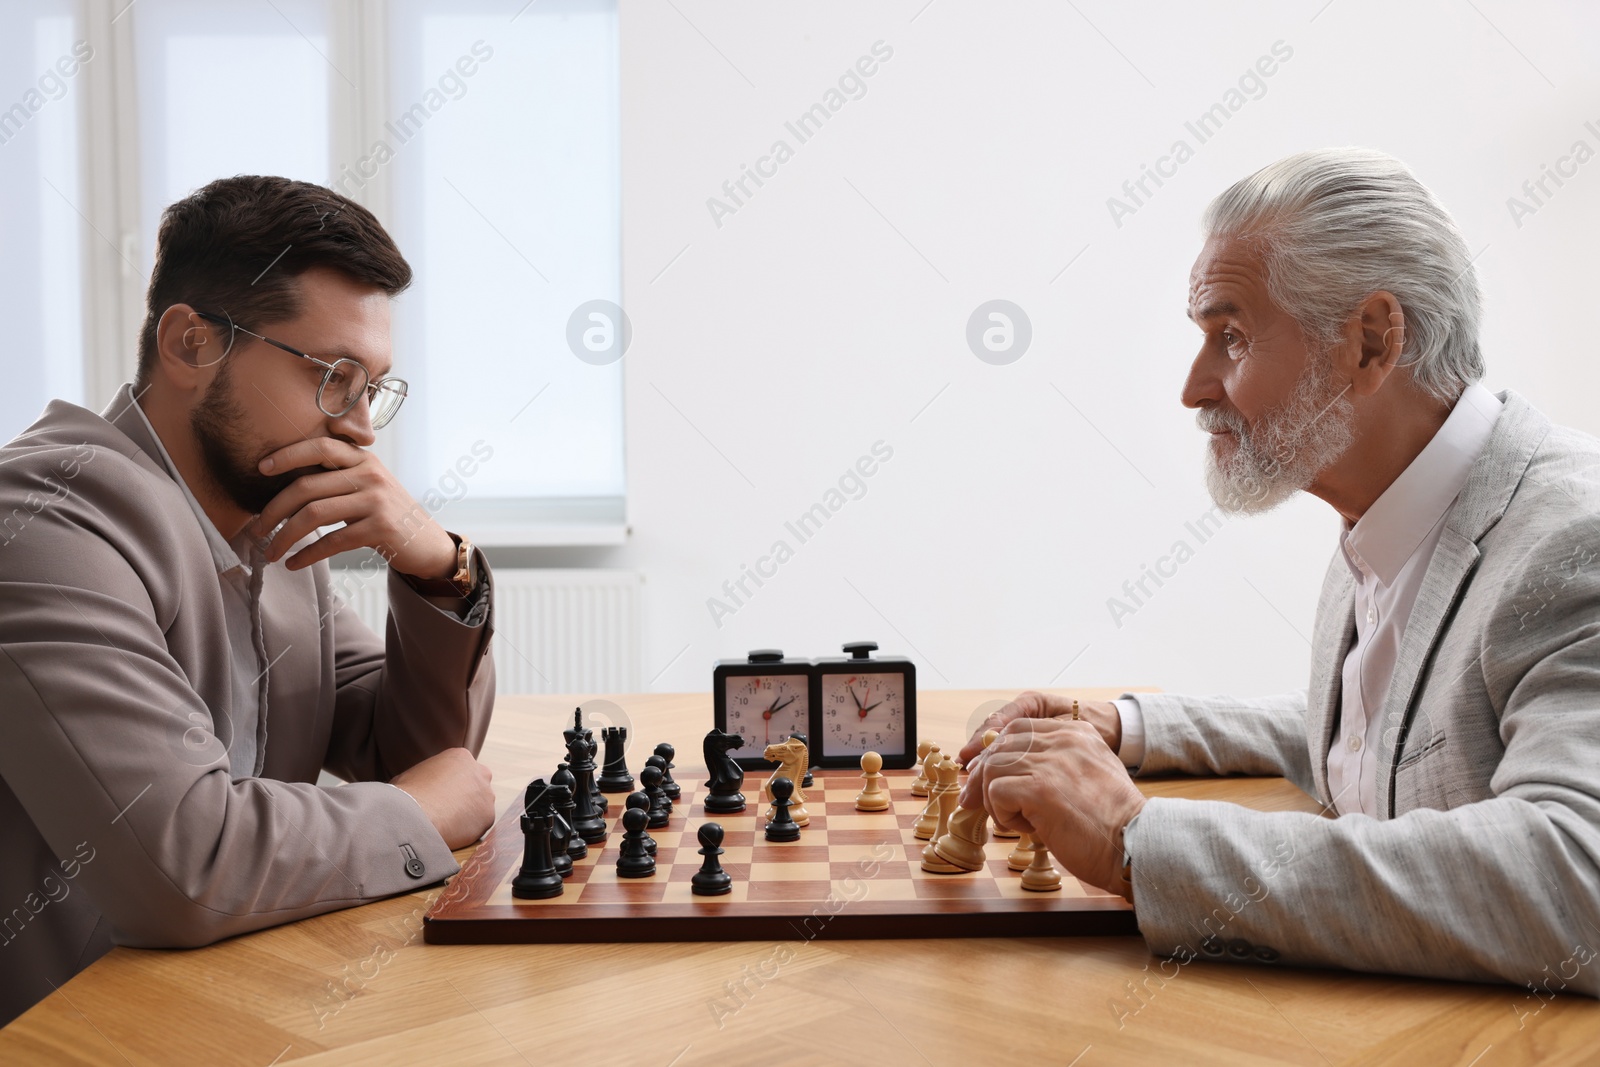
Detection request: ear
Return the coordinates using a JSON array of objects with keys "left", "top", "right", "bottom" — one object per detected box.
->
[
  {"left": 1328, "top": 290, "right": 1404, "bottom": 399},
  {"left": 153, "top": 304, "right": 229, "bottom": 391}
]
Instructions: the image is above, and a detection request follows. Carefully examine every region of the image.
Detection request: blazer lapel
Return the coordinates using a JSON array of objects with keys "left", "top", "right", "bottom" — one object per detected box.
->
[{"left": 1307, "top": 559, "right": 1355, "bottom": 806}]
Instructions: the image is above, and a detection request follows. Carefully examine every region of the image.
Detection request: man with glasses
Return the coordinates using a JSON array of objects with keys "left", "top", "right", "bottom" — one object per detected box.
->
[{"left": 0, "top": 176, "right": 497, "bottom": 1025}]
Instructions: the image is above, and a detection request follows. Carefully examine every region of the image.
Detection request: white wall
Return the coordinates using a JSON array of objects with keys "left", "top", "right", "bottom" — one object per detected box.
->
[{"left": 510, "top": 0, "right": 1600, "bottom": 700}]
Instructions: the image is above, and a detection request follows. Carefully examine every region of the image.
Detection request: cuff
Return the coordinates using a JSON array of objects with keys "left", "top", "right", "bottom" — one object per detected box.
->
[{"left": 1114, "top": 697, "right": 1146, "bottom": 772}]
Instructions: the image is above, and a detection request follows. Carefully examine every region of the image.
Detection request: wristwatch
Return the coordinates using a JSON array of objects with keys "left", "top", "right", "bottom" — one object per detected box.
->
[{"left": 402, "top": 533, "right": 478, "bottom": 597}]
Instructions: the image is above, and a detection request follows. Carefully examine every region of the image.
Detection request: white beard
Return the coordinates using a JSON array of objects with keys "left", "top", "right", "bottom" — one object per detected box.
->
[{"left": 1200, "top": 358, "right": 1357, "bottom": 515}]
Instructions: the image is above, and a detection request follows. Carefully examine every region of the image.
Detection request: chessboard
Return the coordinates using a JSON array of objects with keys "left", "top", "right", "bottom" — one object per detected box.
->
[{"left": 423, "top": 768, "right": 1136, "bottom": 944}]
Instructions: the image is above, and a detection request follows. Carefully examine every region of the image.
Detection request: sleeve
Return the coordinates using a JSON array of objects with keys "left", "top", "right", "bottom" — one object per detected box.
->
[
  {"left": 320, "top": 547, "right": 496, "bottom": 784},
  {"left": 1125, "top": 525, "right": 1600, "bottom": 997},
  {"left": 0, "top": 456, "right": 475, "bottom": 950},
  {"left": 1113, "top": 697, "right": 1145, "bottom": 770},
  {"left": 1120, "top": 688, "right": 1315, "bottom": 795}
]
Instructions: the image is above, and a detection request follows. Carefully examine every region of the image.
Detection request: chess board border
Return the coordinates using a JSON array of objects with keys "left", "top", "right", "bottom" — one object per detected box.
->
[{"left": 423, "top": 769, "right": 1138, "bottom": 945}]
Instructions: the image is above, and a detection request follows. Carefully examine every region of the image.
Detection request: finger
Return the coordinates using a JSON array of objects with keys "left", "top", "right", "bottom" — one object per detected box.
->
[
  {"left": 266, "top": 495, "right": 368, "bottom": 564},
  {"left": 982, "top": 771, "right": 1036, "bottom": 836},
  {"left": 259, "top": 437, "right": 366, "bottom": 477},
  {"left": 282, "top": 519, "right": 377, "bottom": 572},
  {"left": 256, "top": 469, "right": 368, "bottom": 540},
  {"left": 958, "top": 700, "right": 1028, "bottom": 763}
]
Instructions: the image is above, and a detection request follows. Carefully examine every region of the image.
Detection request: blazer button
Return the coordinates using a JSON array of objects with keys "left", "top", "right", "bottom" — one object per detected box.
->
[
  {"left": 1254, "top": 946, "right": 1280, "bottom": 963},
  {"left": 1200, "top": 936, "right": 1225, "bottom": 957},
  {"left": 1227, "top": 938, "right": 1252, "bottom": 960}
]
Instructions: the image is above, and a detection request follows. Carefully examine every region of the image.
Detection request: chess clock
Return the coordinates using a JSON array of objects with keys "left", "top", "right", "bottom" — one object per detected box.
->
[
  {"left": 812, "top": 641, "right": 917, "bottom": 769},
  {"left": 713, "top": 650, "right": 813, "bottom": 770}
]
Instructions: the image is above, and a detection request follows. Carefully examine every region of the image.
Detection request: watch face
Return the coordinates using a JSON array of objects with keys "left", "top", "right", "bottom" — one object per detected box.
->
[
  {"left": 819, "top": 671, "right": 906, "bottom": 757},
  {"left": 723, "top": 674, "right": 811, "bottom": 751}
]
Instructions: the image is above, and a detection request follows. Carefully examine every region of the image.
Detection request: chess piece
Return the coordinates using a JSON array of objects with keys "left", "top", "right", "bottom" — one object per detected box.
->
[
  {"left": 855, "top": 751, "right": 891, "bottom": 812},
  {"left": 653, "top": 742, "right": 682, "bottom": 800},
  {"left": 764, "top": 776, "right": 802, "bottom": 842},
  {"left": 1020, "top": 840, "right": 1063, "bottom": 892},
  {"left": 763, "top": 737, "right": 810, "bottom": 827},
  {"left": 1007, "top": 833, "right": 1037, "bottom": 872},
  {"left": 625, "top": 792, "right": 657, "bottom": 855},
  {"left": 790, "top": 732, "right": 815, "bottom": 789},
  {"left": 512, "top": 780, "right": 564, "bottom": 899},
  {"left": 913, "top": 757, "right": 945, "bottom": 840},
  {"left": 691, "top": 822, "right": 733, "bottom": 896},
  {"left": 641, "top": 764, "right": 670, "bottom": 829},
  {"left": 598, "top": 725, "right": 634, "bottom": 793},
  {"left": 920, "top": 761, "right": 963, "bottom": 872},
  {"left": 552, "top": 763, "right": 588, "bottom": 860},
  {"left": 566, "top": 718, "right": 609, "bottom": 844},
  {"left": 910, "top": 740, "right": 934, "bottom": 797},
  {"left": 587, "top": 733, "right": 608, "bottom": 816},
  {"left": 546, "top": 781, "right": 575, "bottom": 878},
  {"left": 644, "top": 755, "right": 674, "bottom": 809},
  {"left": 931, "top": 801, "right": 989, "bottom": 873},
  {"left": 616, "top": 806, "right": 657, "bottom": 878},
  {"left": 703, "top": 729, "right": 747, "bottom": 814}
]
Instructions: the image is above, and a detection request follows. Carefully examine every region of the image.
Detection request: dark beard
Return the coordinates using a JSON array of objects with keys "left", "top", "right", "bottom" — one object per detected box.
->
[{"left": 189, "top": 372, "right": 318, "bottom": 517}]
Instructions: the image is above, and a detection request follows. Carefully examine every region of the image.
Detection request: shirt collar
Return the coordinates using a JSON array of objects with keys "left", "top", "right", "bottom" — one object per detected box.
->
[
  {"left": 1340, "top": 381, "right": 1504, "bottom": 586},
  {"left": 126, "top": 392, "right": 249, "bottom": 577}
]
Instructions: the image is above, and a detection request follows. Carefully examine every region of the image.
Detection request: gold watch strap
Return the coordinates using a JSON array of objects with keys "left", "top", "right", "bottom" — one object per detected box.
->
[{"left": 402, "top": 534, "right": 476, "bottom": 597}]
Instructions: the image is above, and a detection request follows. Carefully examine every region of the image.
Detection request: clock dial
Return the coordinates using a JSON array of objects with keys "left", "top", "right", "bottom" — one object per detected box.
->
[
  {"left": 820, "top": 672, "right": 905, "bottom": 757},
  {"left": 723, "top": 675, "right": 810, "bottom": 750}
]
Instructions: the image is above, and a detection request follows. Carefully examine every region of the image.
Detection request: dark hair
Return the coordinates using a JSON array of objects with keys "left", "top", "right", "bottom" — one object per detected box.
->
[{"left": 135, "top": 175, "right": 412, "bottom": 385}]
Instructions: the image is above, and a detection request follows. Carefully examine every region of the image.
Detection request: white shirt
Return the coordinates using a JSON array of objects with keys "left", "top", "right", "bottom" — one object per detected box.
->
[
  {"left": 130, "top": 400, "right": 269, "bottom": 779},
  {"left": 1115, "top": 382, "right": 1504, "bottom": 818}
]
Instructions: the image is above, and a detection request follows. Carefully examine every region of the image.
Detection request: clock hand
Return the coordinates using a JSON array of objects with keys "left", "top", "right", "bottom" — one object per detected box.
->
[
  {"left": 847, "top": 685, "right": 863, "bottom": 711},
  {"left": 770, "top": 696, "right": 795, "bottom": 715},
  {"left": 859, "top": 699, "right": 883, "bottom": 718}
]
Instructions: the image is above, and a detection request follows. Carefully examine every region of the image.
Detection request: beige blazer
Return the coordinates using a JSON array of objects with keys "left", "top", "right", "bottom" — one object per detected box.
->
[
  {"left": 0, "top": 387, "right": 496, "bottom": 1025},
  {"left": 1121, "top": 390, "right": 1600, "bottom": 996}
]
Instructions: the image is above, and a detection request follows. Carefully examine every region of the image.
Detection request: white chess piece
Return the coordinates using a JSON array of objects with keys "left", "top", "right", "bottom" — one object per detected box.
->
[{"left": 856, "top": 751, "right": 890, "bottom": 812}]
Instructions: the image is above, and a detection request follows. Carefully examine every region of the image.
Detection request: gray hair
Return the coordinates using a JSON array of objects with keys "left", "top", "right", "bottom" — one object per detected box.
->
[{"left": 1200, "top": 147, "right": 1484, "bottom": 403}]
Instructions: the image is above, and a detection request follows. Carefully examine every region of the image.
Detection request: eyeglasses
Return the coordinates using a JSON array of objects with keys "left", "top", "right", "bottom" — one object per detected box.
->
[{"left": 193, "top": 311, "right": 409, "bottom": 430}]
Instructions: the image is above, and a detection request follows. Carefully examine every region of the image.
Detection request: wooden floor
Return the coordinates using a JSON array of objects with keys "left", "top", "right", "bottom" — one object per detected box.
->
[{"left": 3, "top": 689, "right": 1598, "bottom": 1066}]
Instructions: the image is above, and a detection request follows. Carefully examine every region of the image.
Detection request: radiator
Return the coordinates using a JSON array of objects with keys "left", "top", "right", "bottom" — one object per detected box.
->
[{"left": 333, "top": 567, "right": 643, "bottom": 695}]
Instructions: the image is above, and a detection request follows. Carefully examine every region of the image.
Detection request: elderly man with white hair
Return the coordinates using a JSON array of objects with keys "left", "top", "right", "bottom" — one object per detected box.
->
[{"left": 962, "top": 147, "right": 1600, "bottom": 999}]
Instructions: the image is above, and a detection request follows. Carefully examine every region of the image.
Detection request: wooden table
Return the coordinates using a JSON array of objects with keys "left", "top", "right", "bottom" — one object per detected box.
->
[{"left": 4, "top": 689, "right": 1598, "bottom": 1066}]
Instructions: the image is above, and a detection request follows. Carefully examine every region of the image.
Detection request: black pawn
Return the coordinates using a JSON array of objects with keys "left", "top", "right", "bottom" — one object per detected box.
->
[
  {"left": 764, "top": 776, "right": 802, "bottom": 842},
  {"left": 616, "top": 806, "right": 657, "bottom": 878},
  {"left": 790, "top": 732, "right": 814, "bottom": 789},
  {"left": 692, "top": 823, "right": 733, "bottom": 896},
  {"left": 546, "top": 782, "right": 575, "bottom": 879},
  {"left": 625, "top": 792, "right": 657, "bottom": 856},
  {"left": 598, "top": 726, "right": 634, "bottom": 793},
  {"left": 552, "top": 763, "right": 588, "bottom": 861},
  {"left": 641, "top": 765, "right": 670, "bottom": 829},
  {"left": 512, "top": 780, "right": 564, "bottom": 899},
  {"left": 645, "top": 755, "right": 674, "bottom": 809},
  {"left": 654, "top": 742, "right": 682, "bottom": 801}
]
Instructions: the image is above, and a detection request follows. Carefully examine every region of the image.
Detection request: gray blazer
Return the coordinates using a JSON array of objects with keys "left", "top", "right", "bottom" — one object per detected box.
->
[
  {"left": 1123, "top": 389, "right": 1600, "bottom": 997},
  {"left": 0, "top": 389, "right": 496, "bottom": 1025}
]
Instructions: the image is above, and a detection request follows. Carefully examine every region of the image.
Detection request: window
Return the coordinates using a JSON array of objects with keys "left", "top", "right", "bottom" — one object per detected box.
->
[
  {"left": 2, "top": 0, "right": 625, "bottom": 546},
  {"left": 0, "top": 1, "right": 86, "bottom": 440}
]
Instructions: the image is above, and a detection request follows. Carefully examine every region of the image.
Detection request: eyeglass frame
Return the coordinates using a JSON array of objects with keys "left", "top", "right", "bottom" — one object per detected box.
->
[{"left": 191, "top": 310, "right": 409, "bottom": 429}]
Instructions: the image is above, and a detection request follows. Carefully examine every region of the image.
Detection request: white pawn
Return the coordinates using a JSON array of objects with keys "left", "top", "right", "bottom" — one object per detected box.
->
[
  {"left": 1020, "top": 838, "right": 1063, "bottom": 892},
  {"left": 1007, "top": 832, "right": 1037, "bottom": 872},
  {"left": 911, "top": 742, "right": 938, "bottom": 797},
  {"left": 855, "top": 751, "right": 890, "bottom": 812}
]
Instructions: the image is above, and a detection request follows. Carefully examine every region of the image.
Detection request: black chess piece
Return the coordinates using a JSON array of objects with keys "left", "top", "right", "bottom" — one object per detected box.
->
[
  {"left": 703, "top": 729, "right": 747, "bottom": 814},
  {"left": 640, "top": 765, "right": 670, "bottom": 829},
  {"left": 598, "top": 725, "right": 634, "bottom": 793},
  {"left": 566, "top": 725, "right": 609, "bottom": 845},
  {"left": 691, "top": 822, "right": 733, "bottom": 896},
  {"left": 587, "top": 733, "right": 608, "bottom": 816},
  {"left": 654, "top": 742, "right": 682, "bottom": 800},
  {"left": 552, "top": 763, "right": 588, "bottom": 861},
  {"left": 790, "top": 732, "right": 814, "bottom": 789},
  {"left": 546, "top": 781, "right": 575, "bottom": 879},
  {"left": 512, "top": 780, "right": 564, "bottom": 899},
  {"left": 616, "top": 806, "right": 657, "bottom": 878},
  {"left": 645, "top": 754, "right": 675, "bottom": 809},
  {"left": 764, "top": 776, "right": 802, "bottom": 842},
  {"left": 625, "top": 792, "right": 657, "bottom": 856}
]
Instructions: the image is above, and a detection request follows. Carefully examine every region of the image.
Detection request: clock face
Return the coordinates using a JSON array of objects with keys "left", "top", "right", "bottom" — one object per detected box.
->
[
  {"left": 723, "top": 674, "right": 811, "bottom": 751},
  {"left": 819, "top": 671, "right": 906, "bottom": 757}
]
